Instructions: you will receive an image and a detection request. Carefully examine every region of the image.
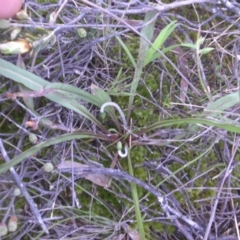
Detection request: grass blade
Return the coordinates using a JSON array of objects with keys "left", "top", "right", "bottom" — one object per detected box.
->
[
  {"left": 127, "top": 10, "right": 158, "bottom": 121},
  {"left": 116, "top": 36, "right": 136, "bottom": 68},
  {"left": 136, "top": 117, "right": 240, "bottom": 136},
  {"left": 127, "top": 150, "right": 145, "bottom": 240},
  {"left": 144, "top": 20, "right": 178, "bottom": 66},
  {"left": 0, "top": 131, "right": 110, "bottom": 174},
  {"left": 0, "top": 58, "right": 107, "bottom": 131}
]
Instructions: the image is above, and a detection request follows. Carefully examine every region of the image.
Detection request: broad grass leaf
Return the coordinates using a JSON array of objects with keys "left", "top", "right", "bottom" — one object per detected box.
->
[
  {"left": 90, "top": 84, "right": 111, "bottom": 104},
  {"left": 15, "top": 56, "right": 71, "bottom": 131},
  {"left": 136, "top": 117, "right": 240, "bottom": 136},
  {"left": 90, "top": 84, "right": 114, "bottom": 114},
  {"left": 0, "top": 58, "right": 106, "bottom": 130},
  {"left": 44, "top": 82, "right": 103, "bottom": 107},
  {"left": 203, "top": 91, "right": 240, "bottom": 117}
]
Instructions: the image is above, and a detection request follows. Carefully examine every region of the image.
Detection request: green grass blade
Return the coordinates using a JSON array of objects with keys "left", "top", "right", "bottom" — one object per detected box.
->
[
  {"left": 144, "top": 20, "right": 177, "bottom": 66},
  {"left": 128, "top": 149, "right": 145, "bottom": 239},
  {"left": 116, "top": 36, "right": 136, "bottom": 68},
  {"left": 136, "top": 117, "right": 240, "bottom": 136},
  {"left": 185, "top": 91, "right": 240, "bottom": 133},
  {"left": 44, "top": 82, "right": 108, "bottom": 108},
  {"left": 0, "top": 58, "right": 47, "bottom": 87},
  {"left": 204, "top": 91, "right": 240, "bottom": 116},
  {"left": 148, "top": 42, "right": 211, "bottom": 64},
  {"left": 16, "top": 55, "right": 35, "bottom": 110},
  {"left": 91, "top": 84, "right": 122, "bottom": 131},
  {"left": 0, "top": 58, "right": 107, "bottom": 131},
  {"left": 147, "top": 44, "right": 179, "bottom": 63},
  {"left": 127, "top": 10, "right": 158, "bottom": 121},
  {"left": 15, "top": 56, "right": 60, "bottom": 129},
  {"left": 0, "top": 58, "right": 108, "bottom": 108},
  {"left": 0, "top": 131, "right": 109, "bottom": 174}
]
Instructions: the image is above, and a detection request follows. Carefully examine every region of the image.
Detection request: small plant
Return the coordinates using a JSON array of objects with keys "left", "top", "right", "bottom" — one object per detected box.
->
[{"left": 1, "top": 4, "right": 240, "bottom": 239}]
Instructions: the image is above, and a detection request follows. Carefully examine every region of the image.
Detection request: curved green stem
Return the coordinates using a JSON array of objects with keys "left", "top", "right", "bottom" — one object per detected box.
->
[
  {"left": 100, "top": 102, "right": 127, "bottom": 130},
  {"left": 101, "top": 102, "right": 129, "bottom": 158},
  {"left": 118, "top": 144, "right": 128, "bottom": 158}
]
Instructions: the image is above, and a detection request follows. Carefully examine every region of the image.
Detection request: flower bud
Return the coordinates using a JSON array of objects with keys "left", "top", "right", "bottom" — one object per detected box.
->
[
  {"left": 8, "top": 216, "right": 18, "bottom": 232},
  {"left": 117, "top": 141, "right": 122, "bottom": 151},
  {"left": 77, "top": 28, "right": 87, "bottom": 38},
  {"left": 13, "top": 188, "right": 21, "bottom": 196},
  {"left": 43, "top": 163, "right": 54, "bottom": 173},
  {"left": 29, "top": 133, "right": 38, "bottom": 144}
]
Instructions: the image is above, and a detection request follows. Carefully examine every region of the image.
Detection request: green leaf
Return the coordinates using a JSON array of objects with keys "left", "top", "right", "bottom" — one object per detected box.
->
[
  {"left": 90, "top": 84, "right": 113, "bottom": 113},
  {"left": 147, "top": 44, "right": 180, "bottom": 63},
  {"left": 204, "top": 91, "right": 240, "bottom": 117},
  {"left": 127, "top": 10, "right": 158, "bottom": 121},
  {"left": 16, "top": 55, "right": 35, "bottom": 110},
  {"left": 116, "top": 36, "right": 136, "bottom": 67},
  {"left": 0, "top": 131, "right": 109, "bottom": 174},
  {"left": 136, "top": 117, "right": 240, "bottom": 136},
  {"left": 77, "top": 28, "right": 87, "bottom": 38},
  {"left": 179, "top": 43, "right": 197, "bottom": 49},
  {"left": 90, "top": 83, "right": 112, "bottom": 104},
  {"left": 144, "top": 20, "right": 178, "bottom": 66},
  {"left": 199, "top": 47, "right": 214, "bottom": 54},
  {"left": 0, "top": 58, "right": 107, "bottom": 131},
  {"left": 196, "top": 36, "right": 205, "bottom": 47},
  {"left": 127, "top": 150, "right": 145, "bottom": 240},
  {"left": 44, "top": 82, "right": 104, "bottom": 107}
]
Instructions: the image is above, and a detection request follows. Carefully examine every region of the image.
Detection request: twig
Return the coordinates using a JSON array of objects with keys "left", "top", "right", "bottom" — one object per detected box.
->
[
  {"left": 58, "top": 166, "right": 205, "bottom": 236},
  {"left": 50, "top": 0, "right": 69, "bottom": 25},
  {"left": 203, "top": 137, "right": 240, "bottom": 240},
  {"left": 0, "top": 140, "right": 49, "bottom": 234}
]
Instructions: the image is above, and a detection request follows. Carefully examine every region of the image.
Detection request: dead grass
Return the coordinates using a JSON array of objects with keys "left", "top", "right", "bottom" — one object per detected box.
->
[{"left": 1, "top": 1, "right": 240, "bottom": 240}]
